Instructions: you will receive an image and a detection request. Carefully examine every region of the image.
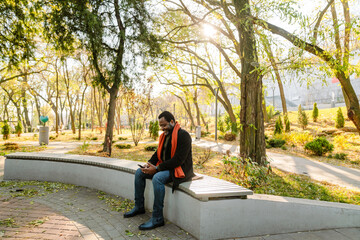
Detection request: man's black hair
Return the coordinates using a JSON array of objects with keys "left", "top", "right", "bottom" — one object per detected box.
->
[{"left": 158, "top": 111, "right": 175, "bottom": 123}]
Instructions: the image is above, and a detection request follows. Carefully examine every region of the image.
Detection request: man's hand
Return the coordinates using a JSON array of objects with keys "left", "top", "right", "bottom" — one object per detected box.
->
[{"left": 141, "top": 162, "right": 157, "bottom": 175}]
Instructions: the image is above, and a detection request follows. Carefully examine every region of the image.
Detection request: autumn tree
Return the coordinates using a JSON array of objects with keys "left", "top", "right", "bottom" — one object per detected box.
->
[{"left": 43, "top": 0, "right": 162, "bottom": 155}]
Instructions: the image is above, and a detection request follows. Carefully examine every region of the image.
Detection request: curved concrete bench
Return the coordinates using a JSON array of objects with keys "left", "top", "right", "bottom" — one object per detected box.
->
[{"left": 4, "top": 152, "right": 360, "bottom": 239}]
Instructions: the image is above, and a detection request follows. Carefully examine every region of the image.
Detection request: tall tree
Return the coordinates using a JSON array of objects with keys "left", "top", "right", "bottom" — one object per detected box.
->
[
  {"left": 250, "top": 0, "right": 360, "bottom": 133},
  {"left": 44, "top": 0, "right": 162, "bottom": 155},
  {"left": 0, "top": 0, "right": 39, "bottom": 85}
]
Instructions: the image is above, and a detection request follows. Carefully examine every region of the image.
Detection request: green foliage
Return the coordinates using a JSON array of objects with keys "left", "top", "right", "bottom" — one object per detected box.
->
[
  {"left": 15, "top": 121, "right": 23, "bottom": 137},
  {"left": 266, "top": 105, "right": 280, "bottom": 120},
  {"left": 80, "top": 141, "right": 90, "bottom": 152},
  {"left": 335, "top": 107, "right": 345, "bottom": 128},
  {"left": 284, "top": 114, "right": 290, "bottom": 132},
  {"left": 312, "top": 102, "right": 319, "bottom": 122},
  {"left": 297, "top": 104, "right": 302, "bottom": 123},
  {"left": 151, "top": 120, "right": 159, "bottom": 140},
  {"left": 118, "top": 137, "right": 127, "bottom": 140},
  {"left": 149, "top": 121, "right": 154, "bottom": 137},
  {"left": 304, "top": 137, "right": 334, "bottom": 156},
  {"left": 266, "top": 138, "right": 286, "bottom": 148},
  {"left": 297, "top": 106, "right": 308, "bottom": 130},
  {"left": 0, "top": 218, "right": 17, "bottom": 228},
  {"left": 144, "top": 145, "right": 157, "bottom": 151},
  {"left": 90, "top": 136, "right": 98, "bottom": 140},
  {"left": 274, "top": 116, "right": 283, "bottom": 135},
  {"left": 328, "top": 153, "right": 347, "bottom": 160},
  {"left": 115, "top": 144, "right": 131, "bottom": 149},
  {"left": 217, "top": 118, "right": 226, "bottom": 134},
  {"left": 1, "top": 120, "right": 10, "bottom": 140},
  {"left": 201, "top": 131, "right": 210, "bottom": 137},
  {"left": 218, "top": 107, "right": 240, "bottom": 135},
  {"left": 222, "top": 156, "right": 270, "bottom": 189},
  {"left": 43, "top": 0, "right": 162, "bottom": 88},
  {"left": 49, "top": 135, "right": 56, "bottom": 140},
  {"left": 0, "top": 0, "right": 38, "bottom": 67}
]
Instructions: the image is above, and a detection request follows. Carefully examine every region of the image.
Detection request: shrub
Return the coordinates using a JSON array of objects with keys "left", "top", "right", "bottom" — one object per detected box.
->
[
  {"left": 312, "top": 103, "right": 319, "bottom": 122},
  {"left": 300, "top": 111, "right": 308, "bottom": 129},
  {"left": 149, "top": 121, "right": 154, "bottom": 138},
  {"left": 49, "top": 135, "right": 56, "bottom": 140},
  {"left": 334, "top": 153, "right": 347, "bottom": 160},
  {"left": 115, "top": 144, "right": 131, "bottom": 149},
  {"left": 118, "top": 137, "right": 127, "bottom": 140},
  {"left": 222, "top": 156, "right": 271, "bottom": 189},
  {"left": 286, "top": 132, "right": 313, "bottom": 145},
  {"left": 217, "top": 119, "right": 226, "bottom": 134},
  {"left": 297, "top": 105, "right": 308, "bottom": 130},
  {"left": 151, "top": 120, "right": 159, "bottom": 140},
  {"left": 281, "top": 145, "right": 287, "bottom": 150},
  {"left": 80, "top": 141, "right": 90, "bottom": 152},
  {"left": 274, "top": 116, "right": 283, "bottom": 135},
  {"left": 266, "top": 105, "right": 275, "bottom": 120},
  {"left": 201, "top": 131, "right": 210, "bottom": 137},
  {"left": 284, "top": 114, "right": 290, "bottom": 132},
  {"left": 224, "top": 132, "right": 236, "bottom": 141},
  {"left": 297, "top": 104, "right": 303, "bottom": 124},
  {"left": 304, "top": 137, "right": 334, "bottom": 156},
  {"left": 91, "top": 137, "right": 98, "bottom": 140},
  {"left": 4, "top": 142, "right": 19, "bottom": 150},
  {"left": 193, "top": 148, "right": 212, "bottom": 169},
  {"left": 144, "top": 145, "right": 157, "bottom": 151},
  {"left": 266, "top": 138, "right": 286, "bottom": 148},
  {"left": 1, "top": 120, "right": 10, "bottom": 140},
  {"left": 15, "top": 121, "right": 23, "bottom": 137},
  {"left": 335, "top": 107, "right": 345, "bottom": 128}
]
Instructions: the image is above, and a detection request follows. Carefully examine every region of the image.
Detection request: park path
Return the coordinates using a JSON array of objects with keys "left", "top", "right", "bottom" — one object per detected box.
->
[{"left": 192, "top": 139, "right": 360, "bottom": 192}]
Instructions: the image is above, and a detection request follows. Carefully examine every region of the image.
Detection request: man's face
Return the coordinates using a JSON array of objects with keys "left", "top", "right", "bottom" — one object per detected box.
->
[{"left": 159, "top": 117, "right": 174, "bottom": 135}]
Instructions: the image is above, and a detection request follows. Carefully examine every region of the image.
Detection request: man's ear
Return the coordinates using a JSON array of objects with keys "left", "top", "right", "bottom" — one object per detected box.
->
[{"left": 170, "top": 120, "right": 175, "bottom": 126}]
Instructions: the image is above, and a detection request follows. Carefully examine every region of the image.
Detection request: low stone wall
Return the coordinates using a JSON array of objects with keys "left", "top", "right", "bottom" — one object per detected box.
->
[{"left": 4, "top": 152, "right": 360, "bottom": 239}]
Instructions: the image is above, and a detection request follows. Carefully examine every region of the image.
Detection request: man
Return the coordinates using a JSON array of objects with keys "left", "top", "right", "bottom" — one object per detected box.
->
[{"left": 124, "top": 111, "right": 194, "bottom": 230}]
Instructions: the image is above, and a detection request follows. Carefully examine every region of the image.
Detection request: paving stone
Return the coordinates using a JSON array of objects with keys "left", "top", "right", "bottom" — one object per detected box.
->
[{"left": 335, "top": 228, "right": 360, "bottom": 240}]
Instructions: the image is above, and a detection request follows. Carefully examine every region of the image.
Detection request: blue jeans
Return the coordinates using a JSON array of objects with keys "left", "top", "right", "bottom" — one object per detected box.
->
[{"left": 134, "top": 168, "right": 171, "bottom": 221}]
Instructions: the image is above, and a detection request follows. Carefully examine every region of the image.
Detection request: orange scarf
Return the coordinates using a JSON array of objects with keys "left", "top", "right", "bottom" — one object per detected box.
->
[{"left": 156, "top": 122, "right": 185, "bottom": 178}]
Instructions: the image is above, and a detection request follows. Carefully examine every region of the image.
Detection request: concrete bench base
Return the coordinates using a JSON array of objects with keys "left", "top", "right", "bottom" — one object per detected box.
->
[{"left": 4, "top": 153, "right": 360, "bottom": 239}]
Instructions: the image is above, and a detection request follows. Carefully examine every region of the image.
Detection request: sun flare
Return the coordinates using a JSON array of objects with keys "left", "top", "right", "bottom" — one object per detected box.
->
[{"left": 202, "top": 24, "right": 217, "bottom": 38}]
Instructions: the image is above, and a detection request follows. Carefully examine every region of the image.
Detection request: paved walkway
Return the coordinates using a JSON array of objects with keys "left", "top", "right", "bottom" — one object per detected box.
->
[
  {"left": 192, "top": 139, "right": 360, "bottom": 191},
  {"left": 0, "top": 140, "right": 359, "bottom": 239}
]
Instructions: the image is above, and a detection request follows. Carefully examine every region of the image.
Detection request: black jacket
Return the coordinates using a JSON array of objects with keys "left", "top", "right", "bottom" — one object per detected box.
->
[{"left": 148, "top": 128, "right": 195, "bottom": 191}]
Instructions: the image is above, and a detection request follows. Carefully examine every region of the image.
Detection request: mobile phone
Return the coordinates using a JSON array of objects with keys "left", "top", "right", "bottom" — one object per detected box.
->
[{"left": 138, "top": 164, "right": 145, "bottom": 168}]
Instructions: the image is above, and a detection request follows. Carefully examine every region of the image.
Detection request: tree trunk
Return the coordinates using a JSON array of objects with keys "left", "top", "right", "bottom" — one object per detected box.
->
[
  {"left": 67, "top": 94, "right": 76, "bottom": 134},
  {"left": 262, "top": 91, "right": 268, "bottom": 122},
  {"left": 34, "top": 95, "right": 42, "bottom": 125},
  {"left": 91, "top": 87, "right": 94, "bottom": 131},
  {"left": 261, "top": 36, "right": 287, "bottom": 114},
  {"left": 235, "top": 0, "right": 266, "bottom": 165},
  {"left": 175, "top": 94, "right": 195, "bottom": 130},
  {"left": 193, "top": 91, "right": 201, "bottom": 126},
  {"left": 21, "top": 76, "right": 32, "bottom": 132},
  {"left": 103, "top": 87, "right": 118, "bottom": 154},
  {"left": 78, "top": 85, "right": 88, "bottom": 140}
]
